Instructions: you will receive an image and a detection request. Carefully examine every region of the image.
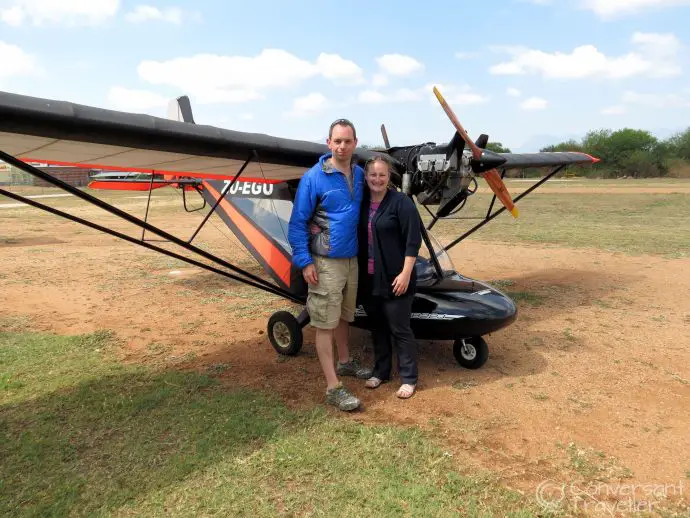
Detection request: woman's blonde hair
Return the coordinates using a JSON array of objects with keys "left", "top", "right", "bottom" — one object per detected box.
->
[
  {"left": 364, "top": 154, "right": 393, "bottom": 175},
  {"left": 364, "top": 155, "right": 397, "bottom": 190}
]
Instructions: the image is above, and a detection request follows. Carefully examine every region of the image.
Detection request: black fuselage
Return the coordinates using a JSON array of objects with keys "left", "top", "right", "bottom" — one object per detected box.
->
[{"left": 352, "top": 271, "right": 517, "bottom": 340}]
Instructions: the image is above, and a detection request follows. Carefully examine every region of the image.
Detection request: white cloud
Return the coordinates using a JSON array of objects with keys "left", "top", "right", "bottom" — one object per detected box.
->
[
  {"left": 427, "top": 83, "right": 489, "bottom": 105},
  {"left": 316, "top": 53, "right": 364, "bottom": 85},
  {"left": 507, "top": 87, "right": 522, "bottom": 97},
  {"left": 372, "top": 73, "right": 388, "bottom": 87},
  {"left": 125, "top": 5, "right": 183, "bottom": 24},
  {"left": 489, "top": 32, "right": 681, "bottom": 79},
  {"left": 107, "top": 86, "right": 169, "bottom": 111},
  {"left": 284, "top": 92, "right": 329, "bottom": 118},
  {"left": 357, "top": 88, "right": 423, "bottom": 104},
  {"left": 520, "top": 97, "right": 548, "bottom": 110},
  {"left": 631, "top": 31, "right": 681, "bottom": 58},
  {"left": 137, "top": 49, "right": 363, "bottom": 104},
  {"left": 0, "top": 0, "right": 119, "bottom": 26},
  {"left": 448, "top": 91, "right": 489, "bottom": 105},
  {"left": 375, "top": 54, "right": 424, "bottom": 76},
  {"left": 356, "top": 83, "right": 487, "bottom": 106},
  {"left": 0, "top": 40, "right": 41, "bottom": 83},
  {"left": 581, "top": 0, "right": 690, "bottom": 18}
]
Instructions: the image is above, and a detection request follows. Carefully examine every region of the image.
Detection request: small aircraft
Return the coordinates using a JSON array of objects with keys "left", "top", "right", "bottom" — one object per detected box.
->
[{"left": 0, "top": 88, "right": 599, "bottom": 369}]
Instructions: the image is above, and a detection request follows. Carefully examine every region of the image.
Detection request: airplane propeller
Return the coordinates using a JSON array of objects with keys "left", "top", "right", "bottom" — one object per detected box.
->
[
  {"left": 432, "top": 86, "right": 519, "bottom": 218},
  {"left": 381, "top": 124, "right": 391, "bottom": 149}
]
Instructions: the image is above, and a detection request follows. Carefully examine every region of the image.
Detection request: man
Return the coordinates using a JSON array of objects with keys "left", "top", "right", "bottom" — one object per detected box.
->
[{"left": 288, "top": 118, "right": 371, "bottom": 411}]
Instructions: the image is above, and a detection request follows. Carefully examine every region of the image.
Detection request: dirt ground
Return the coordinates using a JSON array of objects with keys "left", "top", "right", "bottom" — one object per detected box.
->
[{"left": 2, "top": 186, "right": 689, "bottom": 510}]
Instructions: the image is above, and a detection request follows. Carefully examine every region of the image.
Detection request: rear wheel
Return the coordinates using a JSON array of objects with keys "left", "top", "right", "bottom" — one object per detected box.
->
[
  {"left": 453, "top": 336, "right": 488, "bottom": 369},
  {"left": 267, "top": 311, "right": 303, "bottom": 356}
]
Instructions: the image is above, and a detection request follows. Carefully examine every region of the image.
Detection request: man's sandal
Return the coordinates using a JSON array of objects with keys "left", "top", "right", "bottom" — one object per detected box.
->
[
  {"left": 365, "top": 377, "right": 385, "bottom": 389},
  {"left": 396, "top": 384, "right": 416, "bottom": 399}
]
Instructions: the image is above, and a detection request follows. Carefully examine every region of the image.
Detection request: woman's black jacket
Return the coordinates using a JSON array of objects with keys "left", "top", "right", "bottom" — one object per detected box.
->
[{"left": 357, "top": 187, "right": 422, "bottom": 300}]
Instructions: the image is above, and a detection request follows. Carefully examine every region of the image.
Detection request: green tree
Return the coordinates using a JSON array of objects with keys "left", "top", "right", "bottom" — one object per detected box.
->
[
  {"left": 486, "top": 142, "right": 511, "bottom": 153},
  {"left": 666, "top": 127, "right": 690, "bottom": 159},
  {"left": 540, "top": 139, "right": 584, "bottom": 153}
]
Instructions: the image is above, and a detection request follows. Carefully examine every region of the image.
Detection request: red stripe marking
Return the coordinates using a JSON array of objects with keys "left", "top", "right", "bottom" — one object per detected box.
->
[
  {"left": 20, "top": 157, "right": 283, "bottom": 184},
  {"left": 580, "top": 153, "right": 601, "bottom": 163},
  {"left": 88, "top": 181, "right": 169, "bottom": 191}
]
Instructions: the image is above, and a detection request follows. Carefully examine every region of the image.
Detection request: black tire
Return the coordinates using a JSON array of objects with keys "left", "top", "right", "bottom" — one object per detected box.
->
[
  {"left": 267, "top": 311, "right": 303, "bottom": 356},
  {"left": 453, "top": 336, "right": 489, "bottom": 369}
]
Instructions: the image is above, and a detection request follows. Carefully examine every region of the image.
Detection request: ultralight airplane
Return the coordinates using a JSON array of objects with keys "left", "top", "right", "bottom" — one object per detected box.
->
[{"left": 0, "top": 87, "right": 599, "bottom": 370}]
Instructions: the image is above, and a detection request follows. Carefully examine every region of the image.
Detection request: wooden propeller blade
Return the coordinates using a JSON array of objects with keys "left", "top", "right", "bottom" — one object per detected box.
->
[
  {"left": 432, "top": 86, "right": 482, "bottom": 160},
  {"left": 482, "top": 168, "right": 519, "bottom": 218}
]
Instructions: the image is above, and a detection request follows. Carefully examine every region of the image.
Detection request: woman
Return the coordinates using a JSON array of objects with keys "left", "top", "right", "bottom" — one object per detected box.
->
[{"left": 357, "top": 155, "right": 422, "bottom": 399}]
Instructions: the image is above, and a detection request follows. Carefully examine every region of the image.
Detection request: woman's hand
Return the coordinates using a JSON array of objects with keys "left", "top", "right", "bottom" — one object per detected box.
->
[
  {"left": 391, "top": 256, "right": 416, "bottom": 296},
  {"left": 391, "top": 270, "right": 411, "bottom": 296}
]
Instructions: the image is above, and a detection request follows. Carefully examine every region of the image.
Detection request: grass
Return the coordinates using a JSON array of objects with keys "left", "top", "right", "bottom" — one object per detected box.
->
[
  {"left": 1, "top": 327, "right": 545, "bottom": 517},
  {"left": 431, "top": 190, "right": 690, "bottom": 258},
  {"left": 562, "top": 442, "right": 633, "bottom": 482},
  {"left": 488, "top": 280, "right": 548, "bottom": 307}
]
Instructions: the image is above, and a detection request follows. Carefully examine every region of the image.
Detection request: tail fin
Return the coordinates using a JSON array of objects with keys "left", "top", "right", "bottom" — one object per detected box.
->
[{"left": 167, "top": 95, "right": 195, "bottom": 124}]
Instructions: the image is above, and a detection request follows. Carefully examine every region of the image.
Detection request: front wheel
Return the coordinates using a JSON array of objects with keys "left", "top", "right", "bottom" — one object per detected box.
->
[
  {"left": 453, "top": 336, "right": 488, "bottom": 369},
  {"left": 267, "top": 311, "right": 303, "bottom": 356}
]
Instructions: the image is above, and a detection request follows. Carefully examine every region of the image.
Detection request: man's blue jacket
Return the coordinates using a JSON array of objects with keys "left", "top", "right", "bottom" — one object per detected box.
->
[{"left": 288, "top": 153, "right": 365, "bottom": 270}]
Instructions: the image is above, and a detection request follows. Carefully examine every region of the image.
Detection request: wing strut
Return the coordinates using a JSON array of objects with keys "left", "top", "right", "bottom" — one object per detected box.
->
[
  {"left": 443, "top": 165, "right": 566, "bottom": 253},
  {"left": 141, "top": 173, "right": 160, "bottom": 242},
  {"left": 0, "top": 149, "right": 293, "bottom": 299},
  {"left": 415, "top": 197, "right": 444, "bottom": 279},
  {"left": 187, "top": 150, "right": 257, "bottom": 244}
]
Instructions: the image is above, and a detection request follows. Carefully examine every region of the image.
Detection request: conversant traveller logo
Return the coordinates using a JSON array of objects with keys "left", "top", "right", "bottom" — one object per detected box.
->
[{"left": 535, "top": 479, "right": 685, "bottom": 514}]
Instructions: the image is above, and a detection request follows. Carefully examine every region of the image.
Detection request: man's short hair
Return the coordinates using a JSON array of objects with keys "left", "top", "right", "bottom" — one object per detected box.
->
[{"left": 329, "top": 118, "right": 357, "bottom": 140}]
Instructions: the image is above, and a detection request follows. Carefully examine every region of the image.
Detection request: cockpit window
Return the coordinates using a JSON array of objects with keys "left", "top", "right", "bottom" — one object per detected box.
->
[{"left": 415, "top": 229, "right": 457, "bottom": 282}]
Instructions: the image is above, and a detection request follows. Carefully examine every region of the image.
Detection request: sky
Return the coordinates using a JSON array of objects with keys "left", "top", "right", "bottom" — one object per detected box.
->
[{"left": 1, "top": 0, "right": 689, "bottom": 152}]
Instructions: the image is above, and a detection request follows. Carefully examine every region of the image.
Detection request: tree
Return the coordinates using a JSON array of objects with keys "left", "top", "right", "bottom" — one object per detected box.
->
[
  {"left": 486, "top": 142, "right": 511, "bottom": 153},
  {"left": 666, "top": 127, "right": 690, "bottom": 160},
  {"left": 540, "top": 139, "right": 583, "bottom": 153}
]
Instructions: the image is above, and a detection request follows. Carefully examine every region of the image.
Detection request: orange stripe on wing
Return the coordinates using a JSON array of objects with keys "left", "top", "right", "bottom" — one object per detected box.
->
[
  {"left": 203, "top": 181, "right": 292, "bottom": 288},
  {"left": 88, "top": 181, "right": 169, "bottom": 191},
  {"left": 20, "top": 157, "right": 282, "bottom": 184}
]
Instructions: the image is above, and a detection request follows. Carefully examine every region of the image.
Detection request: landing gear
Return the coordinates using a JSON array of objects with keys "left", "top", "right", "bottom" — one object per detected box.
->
[
  {"left": 453, "top": 336, "right": 488, "bottom": 369},
  {"left": 267, "top": 310, "right": 307, "bottom": 356}
]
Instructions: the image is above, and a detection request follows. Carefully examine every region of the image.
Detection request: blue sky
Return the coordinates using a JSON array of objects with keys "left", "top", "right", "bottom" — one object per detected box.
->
[{"left": 1, "top": 0, "right": 689, "bottom": 151}]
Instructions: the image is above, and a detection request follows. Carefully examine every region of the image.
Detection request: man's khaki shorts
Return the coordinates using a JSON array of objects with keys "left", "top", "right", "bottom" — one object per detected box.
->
[{"left": 307, "top": 255, "right": 358, "bottom": 330}]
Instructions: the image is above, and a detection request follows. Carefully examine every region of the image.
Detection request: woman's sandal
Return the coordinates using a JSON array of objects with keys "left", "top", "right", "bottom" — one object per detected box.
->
[
  {"left": 396, "top": 384, "right": 416, "bottom": 399},
  {"left": 365, "top": 377, "right": 384, "bottom": 389}
]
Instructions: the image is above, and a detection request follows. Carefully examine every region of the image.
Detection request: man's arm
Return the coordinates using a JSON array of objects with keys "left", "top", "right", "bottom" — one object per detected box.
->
[{"left": 288, "top": 172, "right": 318, "bottom": 271}]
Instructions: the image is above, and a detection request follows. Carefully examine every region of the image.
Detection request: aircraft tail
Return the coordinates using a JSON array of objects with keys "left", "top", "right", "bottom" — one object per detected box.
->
[
  {"left": 199, "top": 179, "right": 308, "bottom": 298},
  {"left": 167, "top": 95, "right": 196, "bottom": 124}
]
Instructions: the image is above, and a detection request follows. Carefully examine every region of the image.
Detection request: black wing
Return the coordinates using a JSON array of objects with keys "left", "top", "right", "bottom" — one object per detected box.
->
[
  {"left": 500, "top": 152, "right": 599, "bottom": 169},
  {"left": 0, "top": 90, "right": 384, "bottom": 181}
]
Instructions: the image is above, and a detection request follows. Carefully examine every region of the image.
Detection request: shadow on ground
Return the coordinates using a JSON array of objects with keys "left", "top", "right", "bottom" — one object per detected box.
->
[{"left": 0, "top": 368, "right": 300, "bottom": 517}]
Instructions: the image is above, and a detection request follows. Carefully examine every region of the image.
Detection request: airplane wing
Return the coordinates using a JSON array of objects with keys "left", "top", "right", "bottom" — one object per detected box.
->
[
  {"left": 0, "top": 90, "right": 380, "bottom": 182},
  {"left": 500, "top": 152, "right": 598, "bottom": 169}
]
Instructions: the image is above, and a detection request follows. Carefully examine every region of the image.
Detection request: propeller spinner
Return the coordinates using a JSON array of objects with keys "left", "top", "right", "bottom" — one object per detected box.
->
[{"left": 432, "top": 86, "right": 519, "bottom": 218}]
